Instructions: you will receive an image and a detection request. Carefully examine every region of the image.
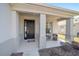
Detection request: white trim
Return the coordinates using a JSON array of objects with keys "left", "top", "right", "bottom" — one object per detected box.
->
[{"left": 28, "top": 3, "right": 79, "bottom": 15}]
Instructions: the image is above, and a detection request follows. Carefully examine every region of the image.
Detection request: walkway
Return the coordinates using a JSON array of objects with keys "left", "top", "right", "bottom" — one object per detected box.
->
[{"left": 17, "top": 40, "right": 61, "bottom": 56}]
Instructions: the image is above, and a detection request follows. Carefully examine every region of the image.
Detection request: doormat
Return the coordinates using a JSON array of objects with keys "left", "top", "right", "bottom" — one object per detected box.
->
[
  {"left": 28, "top": 39, "right": 35, "bottom": 42},
  {"left": 11, "top": 52, "right": 23, "bottom": 56}
]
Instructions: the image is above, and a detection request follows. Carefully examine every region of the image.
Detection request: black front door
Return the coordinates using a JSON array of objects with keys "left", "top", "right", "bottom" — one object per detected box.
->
[{"left": 24, "top": 20, "right": 35, "bottom": 39}]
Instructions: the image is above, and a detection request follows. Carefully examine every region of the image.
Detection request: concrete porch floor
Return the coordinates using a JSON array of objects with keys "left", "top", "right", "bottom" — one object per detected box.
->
[{"left": 17, "top": 40, "right": 61, "bottom": 56}]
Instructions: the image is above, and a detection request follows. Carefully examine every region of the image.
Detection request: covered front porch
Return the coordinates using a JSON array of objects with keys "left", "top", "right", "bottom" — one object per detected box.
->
[
  {"left": 15, "top": 13, "right": 73, "bottom": 56},
  {"left": 15, "top": 12, "right": 62, "bottom": 56},
  {"left": 10, "top": 3, "right": 79, "bottom": 56}
]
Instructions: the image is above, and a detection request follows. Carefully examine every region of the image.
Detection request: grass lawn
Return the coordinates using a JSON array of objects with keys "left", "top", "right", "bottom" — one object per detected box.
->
[{"left": 58, "top": 34, "right": 79, "bottom": 43}]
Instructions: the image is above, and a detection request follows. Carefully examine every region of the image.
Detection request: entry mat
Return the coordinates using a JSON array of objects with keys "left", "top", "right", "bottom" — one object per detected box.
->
[{"left": 11, "top": 52, "right": 23, "bottom": 56}]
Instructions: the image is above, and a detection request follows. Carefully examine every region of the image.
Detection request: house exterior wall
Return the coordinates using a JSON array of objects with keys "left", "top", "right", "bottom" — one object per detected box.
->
[
  {"left": 0, "top": 4, "right": 19, "bottom": 56},
  {"left": 0, "top": 3, "right": 60, "bottom": 55},
  {"left": 46, "top": 16, "right": 59, "bottom": 35},
  {"left": 19, "top": 13, "right": 59, "bottom": 42},
  {"left": 0, "top": 3, "right": 79, "bottom": 55}
]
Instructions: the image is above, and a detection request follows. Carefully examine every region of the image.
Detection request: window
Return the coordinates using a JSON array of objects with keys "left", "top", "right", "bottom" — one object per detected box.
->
[{"left": 46, "top": 23, "right": 52, "bottom": 34}]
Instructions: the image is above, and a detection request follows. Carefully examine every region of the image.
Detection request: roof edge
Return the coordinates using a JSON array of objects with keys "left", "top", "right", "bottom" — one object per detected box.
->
[{"left": 28, "top": 3, "right": 79, "bottom": 15}]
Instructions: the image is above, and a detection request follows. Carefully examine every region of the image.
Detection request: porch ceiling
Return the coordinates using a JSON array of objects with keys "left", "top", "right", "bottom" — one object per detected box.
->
[
  {"left": 47, "top": 15, "right": 60, "bottom": 21},
  {"left": 10, "top": 3, "right": 79, "bottom": 18}
]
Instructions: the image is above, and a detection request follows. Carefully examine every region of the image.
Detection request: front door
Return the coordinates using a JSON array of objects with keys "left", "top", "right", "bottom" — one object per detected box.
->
[{"left": 24, "top": 20, "right": 35, "bottom": 39}]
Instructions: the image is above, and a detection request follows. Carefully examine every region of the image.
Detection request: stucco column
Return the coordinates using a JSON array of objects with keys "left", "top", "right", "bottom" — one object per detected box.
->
[
  {"left": 52, "top": 20, "right": 59, "bottom": 41},
  {"left": 39, "top": 13, "right": 46, "bottom": 49},
  {"left": 50, "top": 22, "right": 53, "bottom": 40},
  {"left": 65, "top": 17, "right": 74, "bottom": 43},
  {"left": 11, "top": 11, "right": 20, "bottom": 50},
  {"left": 53, "top": 20, "right": 58, "bottom": 34},
  {"left": 11, "top": 11, "right": 19, "bottom": 38}
]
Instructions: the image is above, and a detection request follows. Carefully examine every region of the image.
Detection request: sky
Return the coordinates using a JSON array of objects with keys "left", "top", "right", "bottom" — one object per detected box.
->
[{"left": 47, "top": 3, "right": 79, "bottom": 11}]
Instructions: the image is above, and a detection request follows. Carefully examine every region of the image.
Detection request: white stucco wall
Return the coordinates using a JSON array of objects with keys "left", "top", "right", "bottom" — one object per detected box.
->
[
  {"left": 47, "top": 17, "right": 59, "bottom": 35},
  {"left": 19, "top": 13, "right": 59, "bottom": 43},
  {"left": 0, "top": 4, "right": 60, "bottom": 55},
  {"left": 0, "top": 3, "right": 19, "bottom": 56},
  {"left": 0, "top": 3, "right": 11, "bottom": 43}
]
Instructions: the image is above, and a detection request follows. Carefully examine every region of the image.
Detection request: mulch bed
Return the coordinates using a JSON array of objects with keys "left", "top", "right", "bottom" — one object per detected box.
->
[{"left": 39, "top": 43, "right": 79, "bottom": 56}]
